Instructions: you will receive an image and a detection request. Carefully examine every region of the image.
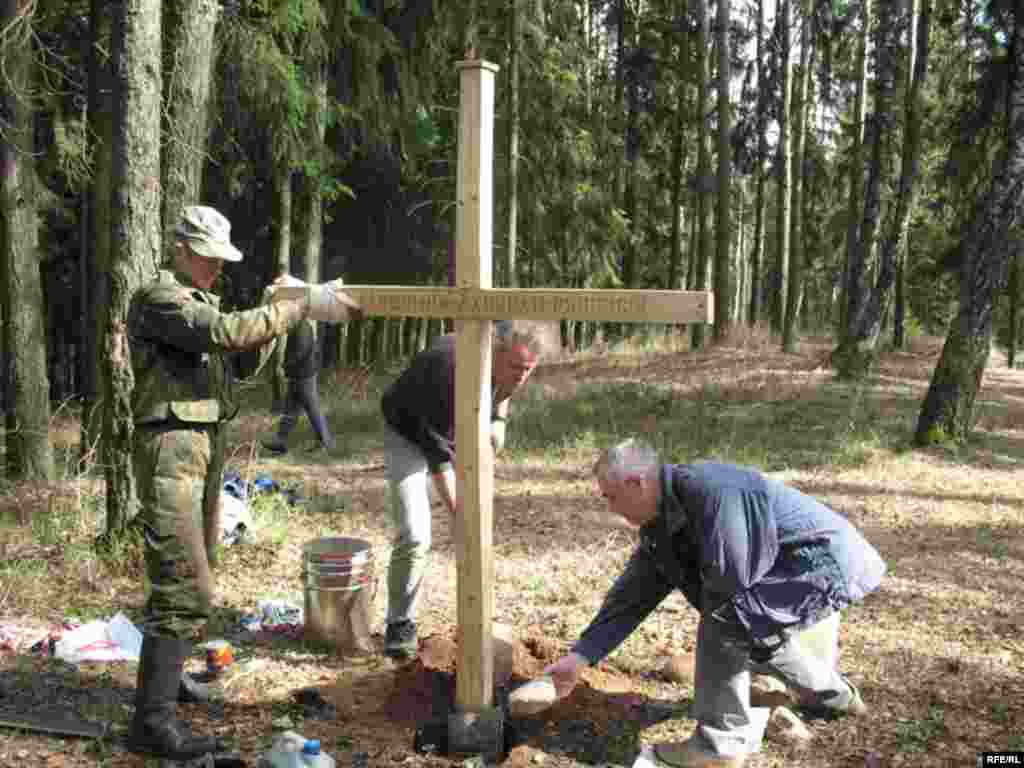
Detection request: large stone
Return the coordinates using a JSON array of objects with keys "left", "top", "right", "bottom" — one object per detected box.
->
[
  {"left": 766, "top": 706, "right": 813, "bottom": 747},
  {"left": 660, "top": 653, "right": 695, "bottom": 685},
  {"left": 750, "top": 674, "right": 792, "bottom": 709}
]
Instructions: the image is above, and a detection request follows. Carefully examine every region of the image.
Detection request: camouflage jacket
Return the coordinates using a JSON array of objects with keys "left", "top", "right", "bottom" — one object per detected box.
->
[{"left": 129, "top": 268, "right": 307, "bottom": 426}]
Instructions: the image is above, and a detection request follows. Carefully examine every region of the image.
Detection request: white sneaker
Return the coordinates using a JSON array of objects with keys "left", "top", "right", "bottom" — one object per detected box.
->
[{"left": 652, "top": 738, "right": 747, "bottom": 768}]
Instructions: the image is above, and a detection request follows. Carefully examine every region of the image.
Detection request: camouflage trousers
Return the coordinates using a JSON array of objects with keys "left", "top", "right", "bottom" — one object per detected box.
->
[{"left": 133, "top": 422, "right": 226, "bottom": 640}]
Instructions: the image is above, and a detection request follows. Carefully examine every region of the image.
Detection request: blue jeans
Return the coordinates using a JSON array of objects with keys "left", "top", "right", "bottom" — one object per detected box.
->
[{"left": 383, "top": 425, "right": 434, "bottom": 625}]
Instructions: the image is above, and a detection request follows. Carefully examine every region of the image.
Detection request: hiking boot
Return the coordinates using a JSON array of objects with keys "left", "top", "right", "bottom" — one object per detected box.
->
[
  {"left": 178, "top": 670, "right": 223, "bottom": 704},
  {"left": 653, "top": 738, "right": 746, "bottom": 767},
  {"left": 384, "top": 620, "right": 418, "bottom": 661},
  {"left": 801, "top": 675, "right": 867, "bottom": 720}
]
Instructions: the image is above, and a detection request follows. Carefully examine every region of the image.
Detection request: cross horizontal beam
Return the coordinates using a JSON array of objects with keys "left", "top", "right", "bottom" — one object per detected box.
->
[{"left": 341, "top": 286, "right": 714, "bottom": 324}]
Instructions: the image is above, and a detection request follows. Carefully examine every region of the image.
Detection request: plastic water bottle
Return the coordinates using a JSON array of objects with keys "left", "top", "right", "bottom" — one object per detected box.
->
[{"left": 257, "top": 731, "right": 336, "bottom": 768}]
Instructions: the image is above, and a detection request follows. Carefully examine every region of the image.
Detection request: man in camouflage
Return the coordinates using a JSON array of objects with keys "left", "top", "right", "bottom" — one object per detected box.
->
[{"left": 126, "top": 205, "right": 361, "bottom": 762}]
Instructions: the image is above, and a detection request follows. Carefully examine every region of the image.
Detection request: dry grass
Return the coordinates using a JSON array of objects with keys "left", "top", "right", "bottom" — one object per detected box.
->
[{"left": 1, "top": 331, "right": 1023, "bottom": 767}]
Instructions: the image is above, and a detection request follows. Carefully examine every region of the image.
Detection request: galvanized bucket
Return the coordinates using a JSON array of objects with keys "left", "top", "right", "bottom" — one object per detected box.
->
[{"left": 302, "top": 537, "right": 377, "bottom": 655}]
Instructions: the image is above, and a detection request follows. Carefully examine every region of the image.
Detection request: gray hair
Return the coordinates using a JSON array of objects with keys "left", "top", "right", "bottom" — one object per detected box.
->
[
  {"left": 493, "top": 319, "right": 558, "bottom": 358},
  {"left": 594, "top": 438, "right": 660, "bottom": 481}
]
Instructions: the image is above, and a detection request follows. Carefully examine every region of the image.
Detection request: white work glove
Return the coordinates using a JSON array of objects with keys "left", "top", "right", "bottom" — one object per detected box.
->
[
  {"left": 490, "top": 419, "right": 507, "bottom": 453},
  {"left": 307, "top": 281, "right": 363, "bottom": 323}
]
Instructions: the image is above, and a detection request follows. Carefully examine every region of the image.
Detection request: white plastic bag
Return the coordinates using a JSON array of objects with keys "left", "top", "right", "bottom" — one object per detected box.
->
[{"left": 54, "top": 612, "right": 142, "bottom": 664}]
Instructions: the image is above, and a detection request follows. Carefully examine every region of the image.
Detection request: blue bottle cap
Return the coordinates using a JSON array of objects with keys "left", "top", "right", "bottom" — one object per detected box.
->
[{"left": 302, "top": 740, "right": 321, "bottom": 755}]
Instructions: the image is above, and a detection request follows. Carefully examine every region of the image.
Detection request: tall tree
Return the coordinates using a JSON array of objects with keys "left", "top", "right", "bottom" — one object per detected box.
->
[
  {"left": 505, "top": 0, "right": 520, "bottom": 287},
  {"left": 839, "top": 0, "right": 872, "bottom": 333},
  {"left": 161, "top": 0, "right": 220, "bottom": 251},
  {"left": 713, "top": 0, "right": 732, "bottom": 339},
  {"left": 835, "top": 0, "right": 932, "bottom": 376},
  {"left": 772, "top": 0, "right": 792, "bottom": 333},
  {"left": 782, "top": 0, "right": 811, "bottom": 351},
  {"left": 844, "top": 0, "right": 900, "bottom": 350},
  {"left": 915, "top": 6, "right": 1024, "bottom": 446},
  {"left": 80, "top": 0, "right": 116, "bottom": 465},
  {"left": 0, "top": 0, "right": 53, "bottom": 481},
  {"left": 667, "top": 0, "right": 690, "bottom": 291},
  {"left": 104, "top": 0, "right": 162, "bottom": 531},
  {"left": 749, "top": 0, "right": 767, "bottom": 326},
  {"left": 690, "top": 0, "right": 712, "bottom": 350}
]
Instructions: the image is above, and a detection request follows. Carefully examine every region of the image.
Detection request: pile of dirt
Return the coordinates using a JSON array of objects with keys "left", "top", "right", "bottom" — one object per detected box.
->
[{"left": 379, "top": 624, "right": 679, "bottom": 729}]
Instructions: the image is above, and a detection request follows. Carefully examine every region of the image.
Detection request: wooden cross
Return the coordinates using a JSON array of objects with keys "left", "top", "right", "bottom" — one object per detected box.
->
[{"left": 343, "top": 60, "right": 713, "bottom": 717}]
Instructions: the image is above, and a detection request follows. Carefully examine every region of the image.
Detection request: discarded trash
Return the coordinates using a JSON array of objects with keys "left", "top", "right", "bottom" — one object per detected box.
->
[
  {"left": 205, "top": 639, "right": 234, "bottom": 674},
  {"left": 258, "top": 600, "right": 303, "bottom": 629},
  {"left": 258, "top": 730, "right": 335, "bottom": 768},
  {"left": 220, "top": 493, "right": 255, "bottom": 547},
  {"left": 54, "top": 612, "right": 142, "bottom": 664}
]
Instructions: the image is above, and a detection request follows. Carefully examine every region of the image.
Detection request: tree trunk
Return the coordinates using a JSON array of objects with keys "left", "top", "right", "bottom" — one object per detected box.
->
[
  {"left": 1, "top": 0, "right": 53, "bottom": 481},
  {"left": 749, "top": 0, "right": 767, "bottom": 327},
  {"left": 298, "top": 65, "right": 326, "bottom": 365},
  {"left": 1008, "top": 250, "right": 1019, "bottom": 368},
  {"left": 81, "top": 0, "right": 116, "bottom": 466},
  {"left": 690, "top": 0, "right": 712, "bottom": 350},
  {"left": 844, "top": 0, "right": 894, "bottom": 350},
  {"left": 713, "top": 0, "right": 732, "bottom": 340},
  {"left": 667, "top": 0, "right": 689, "bottom": 293},
  {"left": 835, "top": 0, "right": 930, "bottom": 377},
  {"left": 506, "top": 0, "right": 520, "bottom": 288},
  {"left": 915, "top": 10, "right": 1024, "bottom": 446},
  {"left": 161, "top": 0, "right": 219, "bottom": 253},
  {"left": 271, "top": 162, "right": 292, "bottom": 407},
  {"left": 839, "top": 0, "right": 871, "bottom": 334},
  {"left": 894, "top": 230, "right": 908, "bottom": 350},
  {"left": 105, "top": 0, "right": 162, "bottom": 530},
  {"left": 782, "top": 0, "right": 810, "bottom": 352},
  {"left": 772, "top": 0, "right": 792, "bottom": 334}
]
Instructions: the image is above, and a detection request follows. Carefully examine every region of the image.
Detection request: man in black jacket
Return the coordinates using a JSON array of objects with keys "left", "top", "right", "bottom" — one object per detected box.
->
[{"left": 379, "top": 320, "right": 552, "bottom": 660}]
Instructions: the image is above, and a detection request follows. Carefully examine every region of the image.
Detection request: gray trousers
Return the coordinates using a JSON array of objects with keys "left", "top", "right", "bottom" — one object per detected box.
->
[
  {"left": 383, "top": 425, "right": 434, "bottom": 625},
  {"left": 694, "top": 611, "right": 851, "bottom": 757}
]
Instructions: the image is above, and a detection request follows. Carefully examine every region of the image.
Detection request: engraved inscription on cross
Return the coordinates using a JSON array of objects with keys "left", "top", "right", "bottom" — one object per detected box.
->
[{"left": 342, "top": 60, "right": 714, "bottom": 718}]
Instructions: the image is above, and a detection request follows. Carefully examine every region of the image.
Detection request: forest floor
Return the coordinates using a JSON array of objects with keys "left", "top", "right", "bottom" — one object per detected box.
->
[{"left": 0, "top": 331, "right": 1022, "bottom": 768}]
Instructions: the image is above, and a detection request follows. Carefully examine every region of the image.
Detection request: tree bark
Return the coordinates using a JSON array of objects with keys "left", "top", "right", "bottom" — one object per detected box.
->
[
  {"left": 271, "top": 161, "right": 292, "bottom": 406},
  {"left": 1008, "top": 249, "right": 1019, "bottom": 368},
  {"left": 772, "top": 0, "right": 792, "bottom": 334},
  {"left": 161, "top": 0, "right": 220, "bottom": 253},
  {"left": 1, "top": 0, "right": 53, "bottom": 481},
  {"left": 690, "top": 0, "right": 712, "bottom": 350},
  {"left": 506, "top": 0, "right": 520, "bottom": 288},
  {"left": 82, "top": 0, "right": 116, "bottom": 466},
  {"left": 839, "top": 0, "right": 871, "bottom": 334},
  {"left": 915, "top": 10, "right": 1024, "bottom": 446},
  {"left": 782, "top": 0, "right": 811, "bottom": 352},
  {"left": 105, "top": 0, "right": 162, "bottom": 530},
  {"left": 835, "top": 0, "right": 930, "bottom": 377},
  {"left": 749, "top": 0, "right": 767, "bottom": 327},
  {"left": 667, "top": 0, "right": 689, "bottom": 293},
  {"left": 713, "top": 0, "right": 732, "bottom": 340}
]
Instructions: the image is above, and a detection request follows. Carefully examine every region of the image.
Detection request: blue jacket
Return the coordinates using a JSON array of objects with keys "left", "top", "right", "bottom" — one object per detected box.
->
[{"left": 573, "top": 462, "right": 886, "bottom": 664}]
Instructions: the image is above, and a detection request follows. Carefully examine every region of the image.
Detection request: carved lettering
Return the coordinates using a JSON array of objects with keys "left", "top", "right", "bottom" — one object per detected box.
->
[{"left": 347, "top": 288, "right": 705, "bottom": 323}]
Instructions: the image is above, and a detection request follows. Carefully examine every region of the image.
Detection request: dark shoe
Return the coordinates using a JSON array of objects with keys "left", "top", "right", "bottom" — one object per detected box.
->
[
  {"left": 384, "top": 620, "right": 418, "bottom": 661},
  {"left": 260, "top": 439, "right": 288, "bottom": 456},
  {"left": 128, "top": 635, "right": 226, "bottom": 760},
  {"left": 801, "top": 675, "right": 867, "bottom": 720},
  {"left": 178, "top": 670, "right": 223, "bottom": 704}
]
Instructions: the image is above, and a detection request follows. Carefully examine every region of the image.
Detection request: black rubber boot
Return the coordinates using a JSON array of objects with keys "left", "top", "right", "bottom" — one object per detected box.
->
[
  {"left": 128, "top": 635, "right": 226, "bottom": 760},
  {"left": 179, "top": 669, "right": 223, "bottom": 704}
]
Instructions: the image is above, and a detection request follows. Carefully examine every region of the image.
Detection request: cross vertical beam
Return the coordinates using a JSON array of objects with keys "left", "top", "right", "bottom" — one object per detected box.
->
[{"left": 453, "top": 59, "right": 500, "bottom": 713}]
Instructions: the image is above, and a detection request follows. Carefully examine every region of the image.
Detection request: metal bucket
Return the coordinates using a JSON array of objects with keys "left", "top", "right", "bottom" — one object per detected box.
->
[{"left": 302, "top": 537, "right": 376, "bottom": 655}]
